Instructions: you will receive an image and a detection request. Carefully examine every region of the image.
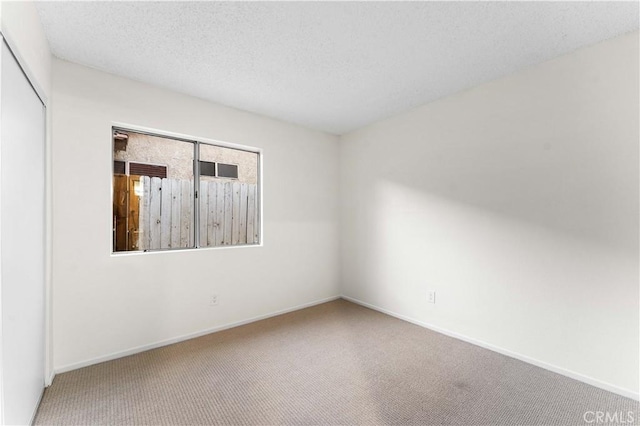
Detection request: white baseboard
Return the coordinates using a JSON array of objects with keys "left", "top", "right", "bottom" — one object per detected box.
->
[
  {"left": 55, "top": 295, "right": 341, "bottom": 375},
  {"left": 341, "top": 295, "right": 639, "bottom": 402},
  {"left": 45, "top": 371, "right": 55, "bottom": 387},
  {"left": 52, "top": 293, "right": 639, "bottom": 402}
]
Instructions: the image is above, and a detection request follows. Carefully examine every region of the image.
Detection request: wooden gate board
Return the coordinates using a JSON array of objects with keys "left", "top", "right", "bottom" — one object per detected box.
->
[
  {"left": 113, "top": 174, "right": 128, "bottom": 252},
  {"left": 113, "top": 175, "right": 143, "bottom": 251}
]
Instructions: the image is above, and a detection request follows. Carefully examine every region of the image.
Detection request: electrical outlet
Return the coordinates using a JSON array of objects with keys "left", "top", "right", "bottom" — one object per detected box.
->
[
  {"left": 427, "top": 290, "right": 436, "bottom": 304},
  {"left": 209, "top": 294, "right": 219, "bottom": 307}
]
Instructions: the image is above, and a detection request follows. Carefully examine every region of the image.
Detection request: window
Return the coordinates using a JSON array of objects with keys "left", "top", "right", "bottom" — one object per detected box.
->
[
  {"left": 197, "top": 161, "right": 239, "bottom": 179},
  {"left": 199, "top": 161, "right": 216, "bottom": 177},
  {"left": 217, "top": 163, "right": 239, "bottom": 179},
  {"left": 112, "top": 127, "right": 260, "bottom": 253},
  {"left": 113, "top": 160, "right": 126, "bottom": 175}
]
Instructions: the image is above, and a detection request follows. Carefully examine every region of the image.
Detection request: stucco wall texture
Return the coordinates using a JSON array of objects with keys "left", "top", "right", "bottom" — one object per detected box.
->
[{"left": 114, "top": 132, "right": 258, "bottom": 184}]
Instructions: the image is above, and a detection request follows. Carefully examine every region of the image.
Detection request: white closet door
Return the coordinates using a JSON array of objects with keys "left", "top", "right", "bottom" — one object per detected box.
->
[{"left": 0, "top": 41, "right": 46, "bottom": 425}]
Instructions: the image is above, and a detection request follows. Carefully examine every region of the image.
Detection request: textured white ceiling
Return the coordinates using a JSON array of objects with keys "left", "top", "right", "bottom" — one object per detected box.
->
[{"left": 36, "top": 1, "right": 639, "bottom": 135}]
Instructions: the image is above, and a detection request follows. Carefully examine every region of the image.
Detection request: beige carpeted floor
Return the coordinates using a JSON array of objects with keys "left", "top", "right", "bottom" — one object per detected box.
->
[{"left": 35, "top": 299, "right": 638, "bottom": 425}]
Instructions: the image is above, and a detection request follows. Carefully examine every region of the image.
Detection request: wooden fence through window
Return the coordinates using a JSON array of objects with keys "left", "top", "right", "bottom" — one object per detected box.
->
[{"left": 138, "top": 177, "right": 258, "bottom": 250}]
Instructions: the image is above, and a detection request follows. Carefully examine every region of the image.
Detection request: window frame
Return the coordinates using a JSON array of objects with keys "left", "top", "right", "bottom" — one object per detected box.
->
[{"left": 111, "top": 123, "right": 263, "bottom": 255}]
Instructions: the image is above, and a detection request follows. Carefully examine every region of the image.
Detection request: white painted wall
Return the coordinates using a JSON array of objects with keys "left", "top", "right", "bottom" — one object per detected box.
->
[
  {"left": 51, "top": 59, "right": 340, "bottom": 371},
  {"left": 340, "top": 31, "right": 639, "bottom": 397}
]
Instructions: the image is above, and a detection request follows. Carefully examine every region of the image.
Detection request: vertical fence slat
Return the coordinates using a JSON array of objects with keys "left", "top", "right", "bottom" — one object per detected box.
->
[
  {"left": 239, "top": 183, "right": 248, "bottom": 244},
  {"left": 199, "top": 181, "right": 208, "bottom": 247},
  {"left": 254, "top": 185, "right": 259, "bottom": 243},
  {"left": 139, "top": 176, "right": 150, "bottom": 250},
  {"left": 231, "top": 182, "right": 241, "bottom": 245},
  {"left": 190, "top": 181, "right": 195, "bottom": 247},
  {"left": 215, "top": 182, "right": 225, "bottom": 245},
  {"left": 223, "top": 182, "right": 233, "bottom": 244},
  {"left": 170, "top": 179, "right": 181, "bottom": 249},
  {"left": 180, "top": 180, "right": 191, "bottom": 247},
  {"left": 207, "top": 182, "right": 216, "bottom": 247},
  {"left": 247, "top": 184, "right": 256, "bottom": 244},
  {"left": 128, "top": 177, "right": 141, "bottom": 250},
  {"left": 160, "top": 178, "right": 172, "bottom": 249},
  {"left": 149, "top": 177, "right": 162, "bottom": 250}
]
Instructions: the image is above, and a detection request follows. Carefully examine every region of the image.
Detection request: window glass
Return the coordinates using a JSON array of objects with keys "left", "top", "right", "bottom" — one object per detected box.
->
[
  {"left": 199, "top": 161, "right": 216, "bottom": 177},
  {"left": 217, "top": 163, "right": 239, "bottom": 179},
  {"left": 114, "top": 160, "right": 126, "bottom": 175},
  {"left": 198, "top": 143, "right": 259, "bottom": 247}
]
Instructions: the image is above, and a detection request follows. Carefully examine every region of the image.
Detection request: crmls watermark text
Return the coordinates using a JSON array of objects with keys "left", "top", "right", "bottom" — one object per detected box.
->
[{"left": 583, "top": 411, "right": 635, "bottom": 424}]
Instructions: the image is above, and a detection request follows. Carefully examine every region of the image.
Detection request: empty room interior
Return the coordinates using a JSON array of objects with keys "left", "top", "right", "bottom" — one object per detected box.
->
[{"left": 0, "top": 1, "right": 638, "bottom": 425}]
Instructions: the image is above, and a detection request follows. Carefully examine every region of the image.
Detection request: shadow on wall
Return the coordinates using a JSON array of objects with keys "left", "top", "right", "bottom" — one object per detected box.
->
[
  {"left": 346, "top": 177, "right": 639, "bottom": 388},
  {"left": 357, "top": 80, "right": 639, "bottom": 255}
]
